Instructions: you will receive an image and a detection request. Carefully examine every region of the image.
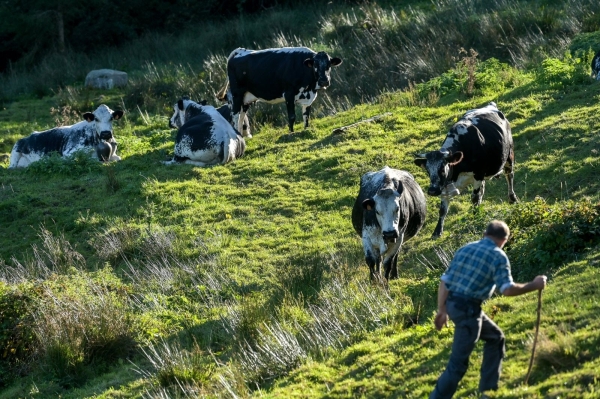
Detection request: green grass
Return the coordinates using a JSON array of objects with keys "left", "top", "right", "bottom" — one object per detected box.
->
[
  {"left": 263, "top": 253, "right": 600, "bottom": 398},
  {"left": 1, "top": 20, "right": 600, "bottom": 399}
]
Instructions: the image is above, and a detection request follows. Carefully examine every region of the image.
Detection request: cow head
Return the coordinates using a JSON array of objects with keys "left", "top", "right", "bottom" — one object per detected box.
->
[
  {"left": 362, "top": 187, "right": 402, "bottom": 243},
  {"left": 414, "top": 151, "right": 464, "bottom": 196},
  {"left": 303, "top": 51, "right": 342, "bottom": 89},
  {"left": 169, "top": 96, "right": 195, "bottom": 129},
  {"left": 83, "top": 104, "right": 123, "bottom": 140}
]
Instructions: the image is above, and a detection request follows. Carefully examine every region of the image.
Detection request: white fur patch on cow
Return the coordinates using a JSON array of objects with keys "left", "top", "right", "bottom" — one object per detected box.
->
[{"left": 454, "top": 172, "right": 475, "bottom": 192}]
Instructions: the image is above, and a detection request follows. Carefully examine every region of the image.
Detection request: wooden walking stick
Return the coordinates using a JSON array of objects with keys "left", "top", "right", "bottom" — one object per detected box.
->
[{"left": 524, "top": 289, "right": 543, "bottom": 385}]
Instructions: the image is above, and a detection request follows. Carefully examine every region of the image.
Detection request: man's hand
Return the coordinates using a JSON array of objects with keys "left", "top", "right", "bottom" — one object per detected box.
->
[
  {"left": 533, "top": 275, "right": 547, "bottom": 291},
  {"left": 434, "top": 311, "right": 448, "bottom": 331}
]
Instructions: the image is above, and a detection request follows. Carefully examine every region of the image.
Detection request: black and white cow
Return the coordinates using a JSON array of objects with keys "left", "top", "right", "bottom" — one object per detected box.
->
[
  {"left": 414, "top": 102, "right": 518, "bottom": 238},
  {"left": 216, "top": 47, "right": 342, "bottom": 136},
  {"left": 351, "top": 166, "right": 427, "bottom": 281},
  {"left": 9, "top": 104, "right": 123, "bottom": 168},
  {"left": 165, "top": 98, "right": 245, "bottom": 167},
  {"left": 591, "top": 50, "right": 600, "bottom": 80}
]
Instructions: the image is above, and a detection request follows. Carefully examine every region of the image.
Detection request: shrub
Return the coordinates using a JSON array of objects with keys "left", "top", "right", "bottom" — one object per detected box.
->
[
  {"left": 505, "top": 198, "right": 600, "bottom": 280},
  {"left": 537, "top": 51, "right": 594, "bottom": 88},
  {"left": 0, "top": 284, "right": 39, "bottom": 387}
]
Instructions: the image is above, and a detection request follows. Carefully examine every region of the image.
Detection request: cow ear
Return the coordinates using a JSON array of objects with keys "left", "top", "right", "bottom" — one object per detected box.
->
[
  {"left": 177, "top": 99, "right": 185, "bottom": 111},
  {"left": 414, "top": 158, "right": 427, "bottom": 169},
  {"left": 304, "top": 58, "right": 314, "bottom": 68},
  {"left": 446, "top": 151, "right": 464, "bottom": 165},
  {"left": 83, "top": 112, "right": 94, "bottom": 122},
  {"left": 362, "top": 198, "right": 375, "bottom": 211},
  {"left": 112, "top": 110, "right": 124, "bottom": 120},
  {"left": 330, "top": 57, "right": 342, "bottom": 66}
]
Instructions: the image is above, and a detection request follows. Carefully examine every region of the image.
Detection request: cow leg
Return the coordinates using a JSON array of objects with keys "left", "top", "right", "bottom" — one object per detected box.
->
[
  {"left": 384, "top": 238, "right": 403, "bottom": 280},
  {"left": 432, "top": 198, "right": 450, "bottom": 238},
  {"left": 387, "top": 252, "right": 400, "bottom": 280},
  {"left": 365, "top": 251, "right": 379, "bottom": 281},
  {"left": 504, "top": 150, "right": 518, "bottom": 203},
  {"left": 230, "top": 92, "right": 250, "bottom": 138},
  {"left": 302, "top": 104, "right": 311, "bottom": 129},
  {"left": 109, "top": 141, "right": 121, "bottom": 161},
  {"left": 471, "top": 180, "right": 485, "bottom": 206},
  {"left": 285, "top": 92, "right": 296, "bottom": 132},
  {"left": 241, "top": 104, "right": 251, "bottom": 138}
]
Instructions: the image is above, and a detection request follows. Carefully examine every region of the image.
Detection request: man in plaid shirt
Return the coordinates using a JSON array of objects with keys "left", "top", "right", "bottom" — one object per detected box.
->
[{"left": 430, "top": 220, "right": 547, "bottom": 399}]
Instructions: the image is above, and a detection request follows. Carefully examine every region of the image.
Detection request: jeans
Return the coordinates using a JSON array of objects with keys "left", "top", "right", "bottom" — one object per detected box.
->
[{"left": 430, "top": 294, "right": 506, "bottom": 399}]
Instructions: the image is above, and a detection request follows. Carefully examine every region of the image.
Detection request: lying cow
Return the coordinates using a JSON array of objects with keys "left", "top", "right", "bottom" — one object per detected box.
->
[
  {"left": 165, "top": 98, "right": 245, "bottom": 167},
  {"left": 351, "top": 166, "right": 427, "bottom": 281},
  {"left": 9, "top": 104, "right": 123, "bottom": 168},
  {"left": 414, "top": 102, "right": 518, "bottom": 238},
  {"left": 592, "top": 50, "right": 600, "bottom": 80},
  {"left": 216, "top": 46, "right": 342, "bottom": 136}
]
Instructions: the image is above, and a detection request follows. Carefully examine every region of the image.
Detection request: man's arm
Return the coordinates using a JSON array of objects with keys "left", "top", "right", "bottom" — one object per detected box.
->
[
  {"left": 434, "top": 280, "right": 450, "bottom": 330},
  {"left": 501, "top": 275, "right": 547, "bottom": 296}
]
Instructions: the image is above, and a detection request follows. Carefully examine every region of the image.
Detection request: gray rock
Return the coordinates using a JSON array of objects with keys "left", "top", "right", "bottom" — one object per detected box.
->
[{"left": 85, "top": 69, "right": 128, "bottom": 89}]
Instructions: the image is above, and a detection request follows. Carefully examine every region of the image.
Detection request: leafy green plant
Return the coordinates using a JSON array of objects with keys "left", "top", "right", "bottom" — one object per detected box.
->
[{"left": 506, "top": 198, "right": 600, "bottom": 280}]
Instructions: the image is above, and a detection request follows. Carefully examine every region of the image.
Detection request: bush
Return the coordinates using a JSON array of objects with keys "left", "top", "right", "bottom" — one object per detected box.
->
[
  {"left": 537, "top": 51, "right": 594, "bottom": 88},
  {"left": 505, "top": 198, "right": 600, "bottom": 280},
  {"left": 416, "top": 54, "right": 522, "bottom": 100},
  {"left": 0, "top": 284, "right": 39, "bottom": 387}
]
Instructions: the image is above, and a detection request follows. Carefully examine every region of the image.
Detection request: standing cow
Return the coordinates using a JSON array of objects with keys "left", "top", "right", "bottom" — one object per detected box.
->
[
  {"left": 352, "top": 166, "right": 427, "bottom": 281},
  {"left": 166, "top": 98, "right": 245, "bottom": 167},
  {"left": 216, "top": 47, "right": 342, "bottom": 136},
  {"left": 414, "top": 102, "right": 518, "bottom": 238},
  {"left": 592, "top": 50, "right": 600, "bottom": 80},
  {"left": 9, "top": 104, "right": 123, "bottom": 168}
]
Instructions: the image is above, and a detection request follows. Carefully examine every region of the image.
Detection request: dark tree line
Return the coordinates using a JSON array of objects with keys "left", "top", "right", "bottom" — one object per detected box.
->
[{"left": 0, "top": 0, "right": 335, "bottom": 72}]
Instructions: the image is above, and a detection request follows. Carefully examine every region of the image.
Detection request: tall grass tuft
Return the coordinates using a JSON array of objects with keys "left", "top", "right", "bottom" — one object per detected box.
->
[
  {"left": 134, "top": 339, "right": 213, "bottom": 395},
  {"left": 1, "top": 226, "right": 85, "bottom": 282},
  {"left": 32, "top": 272, "right": 136, "bottom": 387}
]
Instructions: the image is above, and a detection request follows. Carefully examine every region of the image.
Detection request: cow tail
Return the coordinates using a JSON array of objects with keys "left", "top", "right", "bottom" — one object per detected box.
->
[{"left": 216, "top": 79, "right": 230, "bottom": 102}]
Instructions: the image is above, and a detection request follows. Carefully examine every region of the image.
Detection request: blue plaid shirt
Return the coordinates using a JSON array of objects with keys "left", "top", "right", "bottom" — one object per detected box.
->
[{"left": 441, "top": 237, "right": 514, "bottom": 301}]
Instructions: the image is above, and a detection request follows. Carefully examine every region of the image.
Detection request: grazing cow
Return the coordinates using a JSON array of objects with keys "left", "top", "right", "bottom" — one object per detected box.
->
[
  {"left": 9, "top": 104, "right": 123, "bottom": 168},
  {"left": 592, "top": 50, "right": 600, "bottom": 80},
  {"left": 216, "top": 47, "right": 342, "bottom": 136},
  {"left": 351, "top": 166, "right": 427, "bottom": 281},
  {"left": 414, "top": 102, "right": 518, "bottom": 238},
  {"left": 165, "top": 98, "right": 245, "bottom": 167}
]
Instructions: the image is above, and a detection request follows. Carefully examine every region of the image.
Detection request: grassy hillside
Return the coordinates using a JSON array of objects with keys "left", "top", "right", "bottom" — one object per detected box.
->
[
  {"left": 2, "top": 0, "right": 600, "bottom": 396},
  {"left": 1, "top": 46, "right": 599, "bottom": 398}
]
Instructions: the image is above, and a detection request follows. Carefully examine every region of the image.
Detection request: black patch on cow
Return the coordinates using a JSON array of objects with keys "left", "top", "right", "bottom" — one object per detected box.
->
[{"left": 176, "top": 114, "right": 217, "bottom": 154}]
